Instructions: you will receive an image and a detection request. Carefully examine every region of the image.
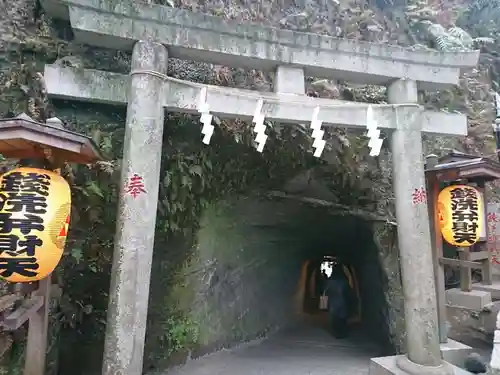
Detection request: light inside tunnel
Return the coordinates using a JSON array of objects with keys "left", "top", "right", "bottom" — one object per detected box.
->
[{"left": 320, "top": 257, "right": 336, "bottom": 277}]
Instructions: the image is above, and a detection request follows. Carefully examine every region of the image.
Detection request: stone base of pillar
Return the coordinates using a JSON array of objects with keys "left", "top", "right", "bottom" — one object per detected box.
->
[
  {"left": 472, "top": 280, "right": 500, "bottom": 300},
  {"left": 369, "top": 355, "right": 469, "bottom": 375},
  {"left": 446, "top": 288, "right": 492, "bottom": 310},
  {"left": 440, "top": 339, "right": 474, "bottom": 367}
]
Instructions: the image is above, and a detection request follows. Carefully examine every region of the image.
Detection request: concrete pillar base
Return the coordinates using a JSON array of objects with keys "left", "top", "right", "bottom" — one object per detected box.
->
[
  {"left": 440, "top": 339, "right": 474, "bottom": 367},
  {"left": 446, "top": 288, "right": 492, "bottom": 310},
  {"left": 396, "top": 355, "right": 454, "bottom": 375},
  {"left": 472, "top": 280, "right": 500, "bottom": 300},
  {"left": 369, "top": 355, "right": 469, "bottom": 375}
]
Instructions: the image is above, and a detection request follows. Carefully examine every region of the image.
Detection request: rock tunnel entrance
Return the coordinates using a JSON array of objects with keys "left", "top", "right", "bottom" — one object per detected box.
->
[{"left": 144, "top": 195, "right": 397, "bottom": 373}]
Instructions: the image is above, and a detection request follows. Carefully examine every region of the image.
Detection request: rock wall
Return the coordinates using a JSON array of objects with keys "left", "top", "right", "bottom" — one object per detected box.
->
[
  {"left": 185, "top": 199, "right": 305, "bottom": 344},
  {"left": 145, "top": 197, "right": 307, "bottom": 371},
  {"left": 373, "top": 222, "right": 406, "bottom": 353},
  {"left": 353, "top": 221, "right": 400, "bottom": 352}
]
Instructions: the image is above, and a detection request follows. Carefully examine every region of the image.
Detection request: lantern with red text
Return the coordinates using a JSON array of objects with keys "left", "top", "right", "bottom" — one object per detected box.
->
[
  {"left": 437, "top": 184, "right": 484, "bottom": 247},
  {"left": 0, "top": 167, "right": 71, "bottom": 282}
]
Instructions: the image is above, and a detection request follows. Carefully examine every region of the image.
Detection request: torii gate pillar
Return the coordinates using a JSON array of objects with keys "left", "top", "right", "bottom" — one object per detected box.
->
[
  {"left": 384, "top": 79, "right": 452, "bottom": 375},
  {"left": 102, "top": 40, "right": 168, "bottom": 375}
]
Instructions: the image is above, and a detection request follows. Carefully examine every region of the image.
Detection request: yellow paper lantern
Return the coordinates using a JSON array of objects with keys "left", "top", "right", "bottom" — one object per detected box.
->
[
  {"left": 437, "top": 184, "right": 484, "bottom": 247},
  {"left": 0, "top": 167, "right": 71, "bottom": 282}
]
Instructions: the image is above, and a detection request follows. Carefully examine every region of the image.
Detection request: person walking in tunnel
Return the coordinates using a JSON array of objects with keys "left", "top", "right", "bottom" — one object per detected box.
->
[{"left": 324, "top": 264, "right": 350, "bottom": 339}]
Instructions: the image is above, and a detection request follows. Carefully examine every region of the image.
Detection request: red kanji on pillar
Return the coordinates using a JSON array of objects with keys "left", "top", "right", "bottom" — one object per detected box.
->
[
  {"left": 411, "top": 187, "right": 427, "bottom": 205},
  {"left": 492, "top": 255, "right": 500, "bottom": 265},
  {"left": 125, "top": 173, "right": 146, "bottom": 198}
]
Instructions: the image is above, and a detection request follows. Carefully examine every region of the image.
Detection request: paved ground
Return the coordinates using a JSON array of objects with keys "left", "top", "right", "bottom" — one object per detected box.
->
[
  {"left": 163, "top": 316, "right": 387, "bottom": 375},
  {"left": 158, "top": 310, "right": 495, "bottom": 375}
]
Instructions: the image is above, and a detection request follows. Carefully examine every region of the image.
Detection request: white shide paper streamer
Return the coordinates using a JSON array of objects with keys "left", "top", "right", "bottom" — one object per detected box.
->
[
  {"left": 310, "top": 106, "right": 326, "bottom": 158},
  {"left": 198, "top": 87, "right": 214, "bottom": 145},
  {"left": 252, "top": 99, "right": 268, "bottom": 152},
  {"left": 366, "top": 105, "right": 383, "bottom": 156}
]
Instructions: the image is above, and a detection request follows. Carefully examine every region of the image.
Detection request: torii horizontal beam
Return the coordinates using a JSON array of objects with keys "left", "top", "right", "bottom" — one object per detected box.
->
[
  {"left": 43, "top": 65, "right": 468, "bottom": 136},
  {"left": 40, "top": 0, "right": 479, "bottom": 91}
]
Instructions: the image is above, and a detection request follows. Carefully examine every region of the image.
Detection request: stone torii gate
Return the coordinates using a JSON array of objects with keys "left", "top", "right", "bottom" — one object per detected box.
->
[{"left": 39, "top": 1, "right": 479, "bottom": 375}]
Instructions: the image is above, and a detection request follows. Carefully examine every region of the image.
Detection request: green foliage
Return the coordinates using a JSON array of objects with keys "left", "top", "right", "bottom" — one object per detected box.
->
[
  {"left": 156, "top": 112, "right": 320, "bottom": 235},
  {"left": 0, "top": 339, "right": 25, "bottom": 375},
  {"left": 422, "top": 22, "right": 493, "bottom": 52},
  {"left": 161, "top": 317, "right": 199, "bottom": 355},
  {"left": 460, "top": 0, "right": 500, "bottom": 38}
]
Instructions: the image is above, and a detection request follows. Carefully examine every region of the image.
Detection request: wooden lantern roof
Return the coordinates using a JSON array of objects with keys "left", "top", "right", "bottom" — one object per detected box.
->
[
  {"left": 425, "top": 150, "right": 500, "bottom": 183},
  {"left": 0, "top": 113, "right": 102, "bottom": 164}
]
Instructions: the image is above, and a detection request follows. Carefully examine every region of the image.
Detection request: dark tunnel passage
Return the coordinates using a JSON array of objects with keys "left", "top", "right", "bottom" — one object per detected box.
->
[
  {"left": 143, "top": 195, "right": 396, "bottom": 372},
  {"left": 291, "top": 206, "right": 393, "bottom": 352}
]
